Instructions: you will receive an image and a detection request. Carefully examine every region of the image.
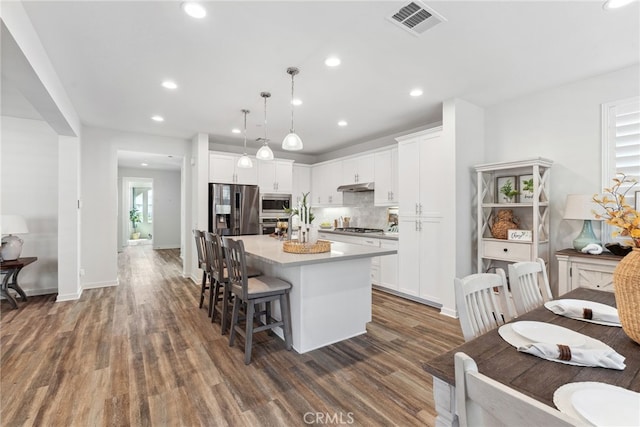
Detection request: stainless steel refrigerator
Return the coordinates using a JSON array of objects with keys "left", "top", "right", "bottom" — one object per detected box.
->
[{"left": 208, "top": 183, "right": 260, "bottom": 236}]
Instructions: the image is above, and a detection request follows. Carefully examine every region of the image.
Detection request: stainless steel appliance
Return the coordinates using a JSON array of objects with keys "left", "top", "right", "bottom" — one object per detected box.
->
[
  {"left": 208, "top": 183, "right": 260, "bottom": 236},
  {"left": 260, "top": 193, "right": 291, "bottom": 216},
  {"left": 260, "top": 217, "right": 278, "bottom": 235}
]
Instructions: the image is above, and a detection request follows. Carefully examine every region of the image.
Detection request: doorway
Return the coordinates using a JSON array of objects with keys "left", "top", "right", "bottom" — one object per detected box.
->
[{"left": 123, "top": 177, "right": 153, "bottom": 246}]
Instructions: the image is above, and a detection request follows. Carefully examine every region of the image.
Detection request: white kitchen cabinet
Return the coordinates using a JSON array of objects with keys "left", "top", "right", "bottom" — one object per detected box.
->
[
  {"left": 378, "top": 240, "right": 399, "bottom": 291},
  {"left": 209, "top": 152, "right": 258, "bottom": 185},
  {"left": 311, "top": 161, "right": 343, "bottom": 206},
  {"left": 475, "top": 158, "right": 552, "bottom": 273},
  {"left": 292, "top": 164, "right": 311, "bottom": 205},
  {"left": 374, "top": 148, "right": 398, "bottom": 206},
  {"left": 258, "top": 159, "right": 293, "bottom": 194},
  {"left": 396, "top": 128, "right": 446, "bottom": 307},
  {"left": 342, "top": 154, "right": 374, "bottom": 184},
  {"left": 556, "top": 248, "right": 621, "bottom": 295}
]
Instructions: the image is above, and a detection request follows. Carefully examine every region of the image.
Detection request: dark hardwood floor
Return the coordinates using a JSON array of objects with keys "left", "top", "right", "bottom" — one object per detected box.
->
[{"left": 1, "top": 245, "right": 464, "bottom": 426}]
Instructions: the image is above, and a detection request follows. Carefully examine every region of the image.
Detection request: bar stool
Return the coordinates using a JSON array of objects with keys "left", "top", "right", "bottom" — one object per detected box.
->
[
  {"left": 204, "top": 232, "right": 261, "bottom": 333},
  {"left": 224, "top": 238, "right": 293, "bottom": 364},
  {"left": 193, "top": 229, "right": 210, "bottom": 313}
]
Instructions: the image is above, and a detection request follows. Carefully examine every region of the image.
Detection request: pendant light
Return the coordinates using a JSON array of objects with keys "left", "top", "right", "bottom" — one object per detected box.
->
[
  {"left": 237, "top": 109, "right": 253, "bottom": 169},
  {"left": 256, "top": 92, "right": 275, "bottom": 160},
  {"left": 282, "top": 67, "right": 303, "bottom": 151}
]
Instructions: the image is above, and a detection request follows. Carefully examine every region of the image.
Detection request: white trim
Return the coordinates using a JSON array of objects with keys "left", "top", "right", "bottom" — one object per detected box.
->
[
  {"left": 82, "top": 280, "right": 119, "bottom": 290},
  {"left": 153, "top": 244, "right": 181, "bottom": 250},
  {"left": 56, "top": 288, "right": 83, "bottom": 302},
  {"left": 0, "top": 287, "right": 59, "bottom": 300}
]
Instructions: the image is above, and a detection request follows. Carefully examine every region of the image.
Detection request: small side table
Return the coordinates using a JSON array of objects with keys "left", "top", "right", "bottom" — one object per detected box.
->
[{"left": 1, "top": 257, "right": 37, "bottom": 309}]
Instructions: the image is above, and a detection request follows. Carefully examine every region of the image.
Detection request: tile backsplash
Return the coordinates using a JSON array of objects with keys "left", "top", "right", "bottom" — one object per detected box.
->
[{"left": 313, "top": 191, "right": 396, "bottom": 230}]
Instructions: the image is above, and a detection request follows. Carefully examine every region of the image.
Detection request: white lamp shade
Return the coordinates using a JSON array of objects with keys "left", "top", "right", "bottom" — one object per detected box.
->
[
  {"left": 563, "top": 194, "right": 600, "bottom": 220},
  {"left": 1, "top": 215, "right": 29, "bottom": 235},
  {"left": 237, "top": 154, "right": 253, "bottom": 169},
  {"left": 256, "top": 144, "right": 274, "bottom": 160},
  {"left": 282, "top": 132, "right": 303, "bottom": 151}
]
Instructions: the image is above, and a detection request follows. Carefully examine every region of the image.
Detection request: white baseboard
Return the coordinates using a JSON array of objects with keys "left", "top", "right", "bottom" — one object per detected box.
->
[
  {"left": 56, "top": 288, "right": 82, "bottom": 302},
  {"left": 153, "top": 244, "right": 180, "bottom": 250},
  {"left": 439, "top": 306, "right": 458, "bottom": 318},
  {"left": 0, "top": 287, "right": 59, "bottom": 300},
  {"left": 82, "top": 279, "right": 119, "bottom": 290}
]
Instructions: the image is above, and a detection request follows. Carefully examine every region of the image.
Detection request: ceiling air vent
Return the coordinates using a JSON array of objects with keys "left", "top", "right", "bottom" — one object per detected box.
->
[{"left": 387, "top": 1, "right": 446, "bottom": 36}]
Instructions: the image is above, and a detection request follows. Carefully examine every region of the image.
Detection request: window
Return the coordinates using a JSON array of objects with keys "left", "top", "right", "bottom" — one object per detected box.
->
[{"left": 601, "top": 96, "right": 640, "bottom": 243}]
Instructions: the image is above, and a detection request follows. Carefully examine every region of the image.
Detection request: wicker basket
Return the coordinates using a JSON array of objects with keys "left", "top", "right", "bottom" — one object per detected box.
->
[
  {"left": 283, "top": 239, "right": 331, "bottom": 254},
  {"left": 613, "top": 248, "right": 640, "bottom": 344}
]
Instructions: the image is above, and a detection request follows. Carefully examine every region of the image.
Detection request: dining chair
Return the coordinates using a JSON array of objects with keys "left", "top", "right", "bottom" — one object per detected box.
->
[
  {"left": 508, "top": 258, "right": 553, "bottom": 316},
  {"left": 454, "top": 270, "right": 513, "bottom": 342},
  {"left": 193, "top": 229, "right": 210, "bottom": 312},
  {"left": 224, "top": 237, "right": 293, "bottom": 364},
  {"left": 454, "top": 352, "right": 579, "bottom": 426},
  {"left": 204, "top": 232, "right": 261, "bottom": 333}
]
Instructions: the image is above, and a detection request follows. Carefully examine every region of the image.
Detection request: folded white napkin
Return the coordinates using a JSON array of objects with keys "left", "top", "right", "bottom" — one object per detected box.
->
[
  {"left": 546, "top": 301, "right": 620, "bottom": 324},
  {"left": 518, "top": 343, "right": 626, "bottom": 370}
]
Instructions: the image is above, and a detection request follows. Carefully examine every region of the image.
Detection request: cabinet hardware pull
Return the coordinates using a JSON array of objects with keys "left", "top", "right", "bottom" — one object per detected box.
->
[
  {"left": 415, "top": 203, "right": 419, "bottom": 215},
  {"left": 503, "top": 248, "right": 508, "bottom": 252}
]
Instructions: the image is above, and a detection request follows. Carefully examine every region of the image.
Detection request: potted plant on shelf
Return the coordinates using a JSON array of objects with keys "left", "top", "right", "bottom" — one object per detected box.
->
[
  {"left": 129, "top": 208, "right": 141, "bottom": 240},
  {"left": 499, "top": 179, "right": 520, "bottom": 203},
  {"left": 592, "top": 173, "right": 640, "bottom": 344}
]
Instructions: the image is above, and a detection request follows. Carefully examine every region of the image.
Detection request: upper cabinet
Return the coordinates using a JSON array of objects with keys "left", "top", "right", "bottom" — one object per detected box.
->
[
  {"left": 341, "top": 154, "right": 374, "bottom": 184},
  {"left": 209, "top": 152, "right": 258, "bottom": 185},
  {"left": 311, "top": 161, "right": 343, "bottom": 206},
  {"left": 258, "top": 159, "right": 293, "bottom": 194},
  {"left": 292, "top": 164, "right": 311, "bottom": 205},
  {"left": 374, "top": 148, "right": 398, "bottom": 206}
]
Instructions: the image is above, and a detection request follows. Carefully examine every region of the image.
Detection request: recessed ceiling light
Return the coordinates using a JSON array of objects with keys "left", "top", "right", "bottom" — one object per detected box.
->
[
  {"left": 151, "top": 115, "right": 164, "bottom": 122},
  {"left": 292, "top": 99, "right": 302, "bottom": 106},
  {"left": 325, "top": 56, "right": 341, "bottom": 67},
  {"left": 231, "top": 128, "right": 241, "bottom": 134},
  {"left": 141, "top": 163, "right": 148, "bottom": 167},
  {"left": 338, "top": 120, "right": 348, "bottom": 127},
  {"left": 603, "top": 0, "right": 636, "bottom": 9},
  {"left": 161, "top": 80, "right": 178, "bottom": 89},
  {"left": 181, "top": 2, "right": 207, "bottom": 18},
  {"left": 410, "top": 88, "right": 423, "bottom": 97}
]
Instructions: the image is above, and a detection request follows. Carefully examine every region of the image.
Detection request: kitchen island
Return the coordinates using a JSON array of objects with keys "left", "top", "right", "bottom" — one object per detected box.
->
[{"left": 227, "top": 235, "right": 397, "bottom": 353}]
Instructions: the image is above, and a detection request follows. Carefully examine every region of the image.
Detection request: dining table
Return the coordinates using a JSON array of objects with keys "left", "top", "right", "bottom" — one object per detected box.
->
[{"left": 422, "top": 288, "right": 640, "bottom": 427}]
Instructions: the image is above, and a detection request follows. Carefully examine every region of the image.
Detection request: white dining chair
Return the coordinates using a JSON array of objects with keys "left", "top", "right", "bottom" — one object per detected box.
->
[
  {"left": 508, "top": 258, "right": 553, "bottom": 316},
  {"left": 454, "top": 352, "right": 579, "bottom": 426},
  {"left": 454, "top": 270, "right": 513, "bottom": 342}
]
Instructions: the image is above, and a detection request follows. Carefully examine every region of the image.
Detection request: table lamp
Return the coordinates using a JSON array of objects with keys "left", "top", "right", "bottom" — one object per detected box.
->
[
  {"left": 1, "top": 215, "right": 29, "bottom": 261},
  {"left": 563, "top": 194, "right": 600, "bottom": 251}
]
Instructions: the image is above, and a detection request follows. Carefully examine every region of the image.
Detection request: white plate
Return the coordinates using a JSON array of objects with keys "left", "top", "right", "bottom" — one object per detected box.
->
[
  {"left": 511, "top": 321, "right": 586, "bottom": 347},
  {"left": 555, "top": 382, "right": 640, "bottom": 426},
  {"left": 544, "top": 299, "right": 621, "bottom": 327}
]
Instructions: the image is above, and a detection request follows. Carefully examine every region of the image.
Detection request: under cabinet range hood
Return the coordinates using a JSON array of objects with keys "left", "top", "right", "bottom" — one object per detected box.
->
[{"left": 336, "top": 182, "right": 375, "bottom": 192}]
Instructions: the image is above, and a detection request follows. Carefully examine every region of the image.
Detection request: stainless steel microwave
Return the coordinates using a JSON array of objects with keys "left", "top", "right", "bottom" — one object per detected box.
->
[{"left": 260, "top": 193, "right": 291, "bottom": 216}]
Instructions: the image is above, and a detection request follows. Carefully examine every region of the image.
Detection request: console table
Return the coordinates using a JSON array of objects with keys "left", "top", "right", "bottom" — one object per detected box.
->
[
  {"left": 555, "top": 248, "right": 622, "bottom": 295},
  {"left": 1, "top": 257, "right": 37, "bottom": 309}
]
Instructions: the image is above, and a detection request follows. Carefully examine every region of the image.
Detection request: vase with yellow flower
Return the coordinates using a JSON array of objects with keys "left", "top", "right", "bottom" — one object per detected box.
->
[{"left": 593, "top": 173, "right": 640, "bottom": 344}]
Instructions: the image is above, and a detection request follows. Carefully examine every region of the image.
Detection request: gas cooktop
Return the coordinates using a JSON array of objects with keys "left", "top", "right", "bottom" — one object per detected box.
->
[{"left": 333, "top": 227, "right": 384, "bottom": 233}]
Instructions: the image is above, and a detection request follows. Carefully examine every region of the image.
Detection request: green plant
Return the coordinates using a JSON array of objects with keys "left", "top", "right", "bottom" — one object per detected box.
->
[
  {"left": 284, "top": 192, "right": 315, "bottom": 223},
  {"left": 129, "top": 208, "right": 141, "bottom": 232},
  {"left": 522, "top": 178, "right": 534, "bottom": 192},
  {"left": 499, "top": 179, "right": 519, "bottom": 200}
]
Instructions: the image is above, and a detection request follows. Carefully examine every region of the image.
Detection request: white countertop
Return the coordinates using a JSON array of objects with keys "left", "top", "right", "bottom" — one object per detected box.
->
[
  {"left": 227, "top": 235, "right": 397, "bottom": 267},
  {"left": 317, "top": 229, "right": 399, "bottom": 241}
]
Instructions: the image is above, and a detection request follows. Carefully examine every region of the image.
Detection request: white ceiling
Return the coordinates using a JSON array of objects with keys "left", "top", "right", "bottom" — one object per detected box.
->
[
  {"left": 3, "top": 1, "right": 640, "bottom": 159},
  {"left": 118, "top": 150, "right": 183, "bottom": 171}
]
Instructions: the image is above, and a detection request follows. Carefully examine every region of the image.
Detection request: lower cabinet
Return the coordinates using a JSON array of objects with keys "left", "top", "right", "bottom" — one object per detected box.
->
[
  {"left": 556, "top": 249, "right": 622, "bottom": 295},
  {"left": 317, "top": 232, "right": 398, "bottom": 290}
]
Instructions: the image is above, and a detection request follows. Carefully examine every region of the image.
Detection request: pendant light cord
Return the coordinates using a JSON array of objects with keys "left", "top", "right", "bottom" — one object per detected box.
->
[
  {"left": 242, "top": 109, "right": 248, "bottom": 152},
  {"left": 290, "top": 72, "right": 295, "bottom": 132},
  {"left": 264, "top": 95, "right": 268, "bottom": 140}
]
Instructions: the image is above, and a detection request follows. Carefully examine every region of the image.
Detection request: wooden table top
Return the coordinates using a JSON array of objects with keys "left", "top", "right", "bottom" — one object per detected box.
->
[
  {"left": 422, "top": 288, "right": 640, "bottom": 407},
  {"left": 1, "top": 257, "right": 37, "bottom": 270}
]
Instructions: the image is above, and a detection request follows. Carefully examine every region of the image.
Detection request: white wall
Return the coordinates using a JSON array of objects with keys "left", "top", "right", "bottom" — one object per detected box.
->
[
  {"left": 485, "top": 64, "right": 640, "bottom": 293},
  {"left": 1, "top": 116, "right": 59, "bottom": 295},
  {"left": 80, "top": 126, "right": 191, "bottom": 289},
  {"left": 118, "top": 168, "right": 181, "bottom": 249}
]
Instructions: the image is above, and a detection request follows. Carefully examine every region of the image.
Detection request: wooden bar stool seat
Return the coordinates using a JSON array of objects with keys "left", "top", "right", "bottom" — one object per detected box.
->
[
  {"left": 224, "top": 238, "right": 293, "bottom": 365},
  {"left": 205, "top": 232, "right": 261, "bottom": 333}
]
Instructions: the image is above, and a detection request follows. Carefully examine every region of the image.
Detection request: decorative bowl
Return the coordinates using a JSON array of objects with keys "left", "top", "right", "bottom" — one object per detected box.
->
[{"left": 605, "top": 243, "right": 633, "bottom": 257}]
